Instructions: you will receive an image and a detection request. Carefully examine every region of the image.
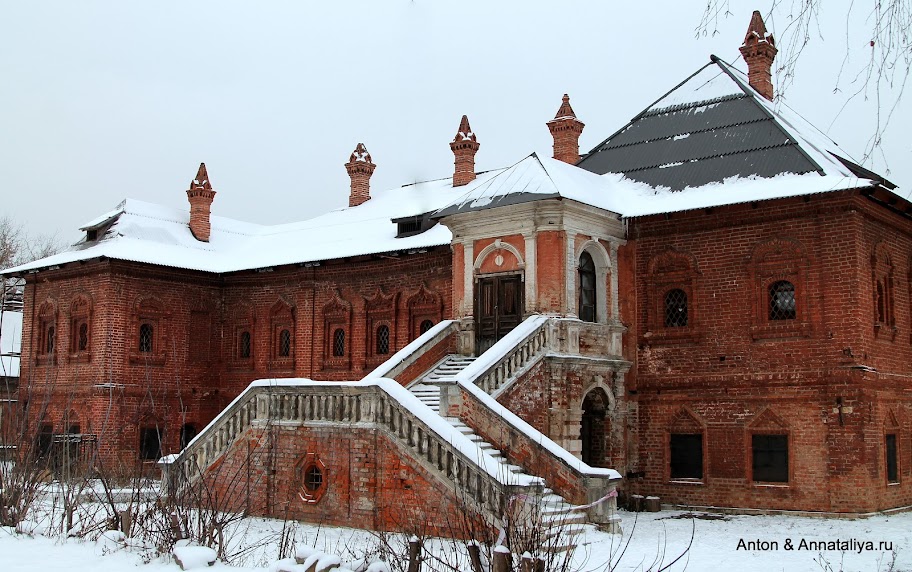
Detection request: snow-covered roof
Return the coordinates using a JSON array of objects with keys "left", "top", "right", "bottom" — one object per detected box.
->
[
  {"left": 1, "top": 310, "right": 22, "bottom": 378},
  {"left": 3, "top": 169, "right": 507, "bottom": 276},
  {"left": 433, "top": 152, "right": 629, "bottom": 218},
  {"left": 577, "top": 56, "right": 887, "bottom": 217}
]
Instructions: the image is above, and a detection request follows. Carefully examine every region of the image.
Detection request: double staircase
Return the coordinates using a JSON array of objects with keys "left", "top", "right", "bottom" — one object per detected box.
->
[{"left": 409, "top": 356, "right": 594, "bottom": 549}]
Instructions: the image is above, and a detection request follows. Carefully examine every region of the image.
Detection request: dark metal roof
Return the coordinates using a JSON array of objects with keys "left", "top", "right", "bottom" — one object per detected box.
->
[{"left": 577, "top": 59, "right": 824, "bottom": 190}]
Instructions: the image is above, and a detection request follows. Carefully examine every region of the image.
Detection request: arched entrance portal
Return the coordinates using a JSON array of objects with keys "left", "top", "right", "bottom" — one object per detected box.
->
[{"left": 581, "top": 387, "right": 611, "bottom": 467}]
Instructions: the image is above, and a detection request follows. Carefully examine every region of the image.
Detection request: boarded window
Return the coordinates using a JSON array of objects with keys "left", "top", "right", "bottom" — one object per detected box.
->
[
  {"left": 752, "top": 434, "right": 788, "bottom": 482},
  {"left": 189, "top": 311, "right": 211, "bottom": 363},
  {"left": 670, "top": 434, "right": 702, "bottom": 479}
]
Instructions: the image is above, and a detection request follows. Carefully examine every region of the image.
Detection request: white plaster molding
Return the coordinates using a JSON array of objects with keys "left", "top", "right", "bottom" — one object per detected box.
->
[{"left": 473, "top": 239, "right": 525, "bottom": 273}]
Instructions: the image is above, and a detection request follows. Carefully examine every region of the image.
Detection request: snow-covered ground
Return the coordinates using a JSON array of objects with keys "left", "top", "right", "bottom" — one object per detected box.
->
[{"left": 3, "top": 509, "right": 911, "bottom": 572}]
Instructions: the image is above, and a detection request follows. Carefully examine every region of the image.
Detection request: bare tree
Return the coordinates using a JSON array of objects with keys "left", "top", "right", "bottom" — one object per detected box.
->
[
  {"left": 0, "top": 215, "right": 65, "bottom": 271},
  {"left": 697, "top": 1, "right": 911, "bottom": 170}
]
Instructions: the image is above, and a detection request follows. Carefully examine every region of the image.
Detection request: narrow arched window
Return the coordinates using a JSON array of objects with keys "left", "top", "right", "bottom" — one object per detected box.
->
[
  {"left": 875, "top": 280, "right": 887, "bottom": 323},
  {"left": 78, "top": 323, "right": 88, "bottom": 351},
  {"left": 333, "top": 328, "right": 345, "bottom": 357},
  {"left": 420, "top": 319, "right": 434, "bottom": 334},
  {"left": 579, "top": 251, "right": 596, "bottom": 323},
  {"left": 376, "top": 325, "right": 390, "bottom": 355},
  {"left": 769, "top": 281, "right": 796, "bottom": 320},
  {"left": 138, "top": 323, "right": 153, "bottom": 352},
  {"left": 664, "top": 289, "right": 688, "bottom": 327},
  {"left": 278, "top": 329, "right": 291, "bottom": 357},
  {"left": 239, "top": 331, "right": 251, "bottom": 358},
  {"left": 46, "top": 326, "right": 56, "bottom": 354}
]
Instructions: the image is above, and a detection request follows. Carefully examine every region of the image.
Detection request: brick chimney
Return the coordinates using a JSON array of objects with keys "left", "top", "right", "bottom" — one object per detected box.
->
[
  {"left": 450, "top": 115, "right": 479, "bottom": 187},
  {"left": 739, "top": 10, "right": 778, "bottom": 101},
  {"left": 547, "top": 94, "right": 585, "bottom": 164},
  {"left": 186, "top": 163, "right": 216, "bottom": 242},
  {"left": 345, "top": 143, "right": 375, "bottom": 207}
]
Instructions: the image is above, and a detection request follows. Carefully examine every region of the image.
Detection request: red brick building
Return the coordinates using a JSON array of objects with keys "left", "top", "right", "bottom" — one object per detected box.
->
[{"left": 3, "top": 12, "right": 909, "bottom": 528}]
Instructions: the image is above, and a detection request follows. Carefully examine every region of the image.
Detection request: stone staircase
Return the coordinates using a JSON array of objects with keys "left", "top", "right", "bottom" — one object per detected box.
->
[{"left": 409, "top": 355, "right": 594, "bottom": 550}]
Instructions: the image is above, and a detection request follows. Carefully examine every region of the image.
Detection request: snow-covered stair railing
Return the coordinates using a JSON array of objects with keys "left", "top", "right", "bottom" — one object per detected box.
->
[
  {"left": 159, "top": 377, "right": 545, "bottom": 523},
  {"left": 461, "top": 314, "right": 549, "bottom": 396}
]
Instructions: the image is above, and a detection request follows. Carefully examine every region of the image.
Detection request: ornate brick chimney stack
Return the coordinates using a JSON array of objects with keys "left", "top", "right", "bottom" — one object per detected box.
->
[
  {"left": 450, "top": 115, "right": 479, "bottom": 187},
  {"left": 186, "top": 163, "right": 216, "bottom": 242},
  {"left": 547, "top": 94, "right": 585, "bottom": 164},
  {"left": 345, "top": 143, "right": 376, "bottom": 207},
  {"left": 739, "top": 10, "right": 778, "bottom": 101}
]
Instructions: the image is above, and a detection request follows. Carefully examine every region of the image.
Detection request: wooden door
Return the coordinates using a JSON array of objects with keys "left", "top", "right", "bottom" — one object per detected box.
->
[{"left": 475, "top": 275, "right": 523, "bottom": 354}]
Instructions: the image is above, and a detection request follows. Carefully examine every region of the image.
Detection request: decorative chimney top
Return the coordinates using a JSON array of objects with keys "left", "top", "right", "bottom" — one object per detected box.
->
[
  {"left": 186, "top": 163, "right": 216, "bottom": 242},
  {"left": 739, "top": 10, "right": 778, "bottom": 101},
  {"left": 450, "top": 115, "right": 480, "bottom": 187},
  {"left": 345, "top": 143, "right": 376, "bottom": 207},
  {"left": 547, "top": 94, "right": 585, "bottom": 165}
]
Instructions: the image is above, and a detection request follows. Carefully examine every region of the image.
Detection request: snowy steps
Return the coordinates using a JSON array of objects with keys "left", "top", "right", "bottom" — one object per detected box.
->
[{"left": 408, "top": 355, "right": 589, "bottom": 551}]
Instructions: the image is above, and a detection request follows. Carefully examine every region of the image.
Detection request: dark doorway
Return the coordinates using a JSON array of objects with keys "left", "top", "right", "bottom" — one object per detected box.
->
[
  {"left": 475, "top": 274, "right": 523, "bottom": 354},
  {"left": 581, "top": 387, "right": 611, "bottom": 468}
]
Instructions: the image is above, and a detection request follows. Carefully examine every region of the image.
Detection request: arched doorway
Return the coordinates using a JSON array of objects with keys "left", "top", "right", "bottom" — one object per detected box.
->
[{"left": 581, "top": 387, "right": 611, "bottom": 467}]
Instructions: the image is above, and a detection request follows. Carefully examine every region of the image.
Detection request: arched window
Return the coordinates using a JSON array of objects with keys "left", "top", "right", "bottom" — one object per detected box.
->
[
  {"left": 376, "top": 325, "right": 390, "bottom": 355},
  {"left": 333, "top": 328, "right": 345, "bottom": 357},
  {"left": 138, "top": 323, "right": 154, "bottom": 352},
  {"left": 768, "top": 281, "right": 796, "bottom": 320},
  {"left": 77, "top": 323, "right": 88, "bottom": 351},
  {"left": 45, "top": 326, "right": 56, "bottom": 354},
  {"left": 578, "top": 251, "right": 596, "bottom": 323},
  {"left": 420, "top": 319, "right": 434, "bottom": 334},
  {"left": 664, "top": 289, "right": 688, "bottom": 327},
  {"left": 239, "top": 331, "right": 252, "bottom": 359},
  {"left": 278, "top": 329, "right": 291, "bottom": 357}
]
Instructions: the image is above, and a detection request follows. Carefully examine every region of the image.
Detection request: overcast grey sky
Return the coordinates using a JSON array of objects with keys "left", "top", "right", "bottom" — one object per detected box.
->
[{"left": 1, "top": 2, "right": 908, "bottom": 244}]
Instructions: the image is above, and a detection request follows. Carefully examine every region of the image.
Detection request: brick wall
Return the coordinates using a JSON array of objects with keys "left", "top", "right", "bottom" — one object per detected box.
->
[
  {"left": 625, "top": 191, "right": 912, "bottom": 512},
  {"left": 19, "top": 247, "right": 453, "bottom": 467}
]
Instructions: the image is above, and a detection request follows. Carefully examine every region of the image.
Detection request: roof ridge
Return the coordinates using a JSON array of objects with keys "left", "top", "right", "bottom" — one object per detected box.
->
[{"left": 643, "top": 93, "right": 748, "bottom": 117}]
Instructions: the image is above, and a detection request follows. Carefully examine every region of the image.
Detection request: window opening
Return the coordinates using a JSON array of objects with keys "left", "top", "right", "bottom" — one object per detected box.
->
[
  {"left": 768, "top": 281, "right": 796, "bottom": 320},
  {"left": 139, "top": 427, "right": 162, "bottom": 460},
  {"left": 77, "top": 323, "right": 88, "bottom": 351},
  {"left": 45, "top": 326, "right": 56, "bottom": 354},
  {"left": 138, "top": 323, "right": 154, "bottom": 352},
  {"left": 578, "top": 251, "right": 596, "bottom": 323},
  {"left": 670, "top": 434, "right": 703, "bottom": 479},
  {"left": 887, "top": 434, "right": 898, "bottom": 483},
  {"left": 419, "top": 319, "right": 434, "bottom": 334},
  {"left": 664, "top": 289, "right": 688, "bottom": 327},
  {"left": 376, "top": 325, "right": 390, "bottom": 355},
  {"left": 752, "top": 434, "right": 788, "bottom": 482},
  {"left": 304, "top": 465, "right": 323, "bottom": 492},
  {"left": 239, "top": 331, "right": 251, "bottom": 358},
  {"left": 279, "top": 329, "right": 291, "bottom": 357},
  {"left": 333, "top": 328, "right": 345, "bottom": 357}
]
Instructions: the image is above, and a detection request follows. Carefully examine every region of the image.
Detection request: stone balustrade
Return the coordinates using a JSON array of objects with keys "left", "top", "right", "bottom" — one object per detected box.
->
[{"left": 160, "top": 379, "right": 538, "bottom": 520}]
